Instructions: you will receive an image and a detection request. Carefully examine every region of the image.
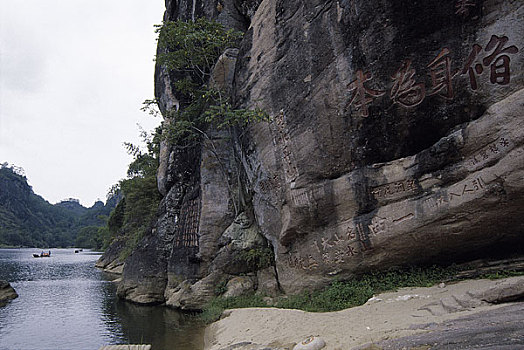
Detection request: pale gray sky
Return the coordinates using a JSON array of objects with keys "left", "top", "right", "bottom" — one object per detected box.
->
[{"left": 0, "top": 0, "right": 165, "bottom": 207}]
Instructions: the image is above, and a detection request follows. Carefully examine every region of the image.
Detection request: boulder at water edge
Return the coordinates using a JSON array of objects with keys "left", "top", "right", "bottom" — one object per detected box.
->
[{"left": 0, "top": 280, "right": 18, "bottom": 304}]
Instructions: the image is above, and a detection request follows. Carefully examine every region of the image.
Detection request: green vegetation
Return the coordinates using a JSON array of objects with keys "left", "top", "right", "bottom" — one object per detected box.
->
[
  {"left": 99, "top": 130, "right": 162, "bottom": 259},
  {"left": 200, "top": 294, "right": 268, "bottom": 323},
  {"left": 468, "top": 269, "right": 524, "bottom": 280},
  {"left": 274, "top": 266, "right": 459, "bottom": 312},
  {"left": 100, "top": 19, "right": 269, "bottom": 259},
  {"left": 143, "top": 18, "right": 270, "bottom": 219},
  {"left": 75, "top": 226, "right": 104, "bottom": 249},
  {"left": 234, "top": 247, "right": 275, "bottom": 271},
  {"left": 0, "top": 163, "right": 116, "bottom": 248},
  {"left": 148, "top": 18, "right": 268, "bottom": 146},
  {"left": 199, "top": 264, "right": 524, "bottom": 323}
]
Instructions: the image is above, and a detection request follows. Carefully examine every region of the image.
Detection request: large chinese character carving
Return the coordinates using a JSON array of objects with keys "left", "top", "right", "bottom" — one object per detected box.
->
[
  {"left": 462, "top": 35, "right": 519, "bottom": 90},
  {"left": 482, "top": 35, "right": 519, "bottom": 85},
  {"left": 462, "top": 44, "right": 483, "bottom": 90},
  {"left": 455, "top": 0, "right": 476, "bottom": 17},
  {"left": 390, "top": 60, "right": 426, "bottom": 107},
  {"left": 347, "top": 70, "right": 385, "bottom": 117},
  {"left": 427, "top": 48, "right": 455, "bottom": 99}
]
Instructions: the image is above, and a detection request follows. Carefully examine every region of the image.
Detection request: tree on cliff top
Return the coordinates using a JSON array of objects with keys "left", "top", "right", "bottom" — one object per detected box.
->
[
  {"left": 145, "top": 18, "right": 268, "bottom": 145},
  {"left": 144, "top": 18, "right": 269, "bottom": 216}
]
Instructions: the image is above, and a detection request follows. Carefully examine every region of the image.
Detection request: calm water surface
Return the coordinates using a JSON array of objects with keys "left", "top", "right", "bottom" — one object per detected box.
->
[{"left": 0, "top": 248, "right": 204, "bottom": 350}]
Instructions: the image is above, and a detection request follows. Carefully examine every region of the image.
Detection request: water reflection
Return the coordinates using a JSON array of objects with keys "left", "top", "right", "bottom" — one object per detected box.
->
[
  {"left": 109, "top": 301, "right": 204, "bottom": 350},
  {"left": 0, "top": 249, "right": 203, "bottom": 350}
]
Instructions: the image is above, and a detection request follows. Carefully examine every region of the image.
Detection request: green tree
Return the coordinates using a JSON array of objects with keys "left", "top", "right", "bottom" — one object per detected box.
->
[
  {"left": 75, "top": 226, "right": 100, "bottom": 249},
  {"left": 147, "top": 18, "right": 268, "bottom": 146},
  {"left": 101, "top": 129, "right": 162, "bottom": 258},
  {"left": 0, "top": 164, "right": 117, "bottom": 248}
]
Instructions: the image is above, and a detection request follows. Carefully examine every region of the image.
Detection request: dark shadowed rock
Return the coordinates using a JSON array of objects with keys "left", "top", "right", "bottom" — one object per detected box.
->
[
  {"left": 116, "top": 231, "right": 169, "bottom": 305},
  {"left": 95, "top": 238, "right": 125, "bottom": 274},
  {"left": 0, "top": 280, "right": 18, "bottom": 304}
]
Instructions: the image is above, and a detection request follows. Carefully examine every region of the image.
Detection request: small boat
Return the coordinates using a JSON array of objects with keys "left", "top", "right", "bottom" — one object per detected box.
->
[
  {"left": 74, "top": 250, "right": 79, "bottom": 253},
  {"left": 33, "top": 251, "right": 51, "bottom": 258}
]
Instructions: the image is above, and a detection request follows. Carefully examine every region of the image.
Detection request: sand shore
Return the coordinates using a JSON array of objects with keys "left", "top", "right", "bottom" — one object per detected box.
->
[{"left": 204, "top": 276, "right": 524, "bottom": 349}]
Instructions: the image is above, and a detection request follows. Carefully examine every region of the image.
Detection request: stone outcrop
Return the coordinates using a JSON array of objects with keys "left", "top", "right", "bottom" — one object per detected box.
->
[
  {"left": 110, "top": 0, "right": 524, "bottom": 307},
  {"left": 95, "top": 238, "right": 125, "bottom": 274},
  {"left": 418, "top": 275, "right": 524, "bottom": 316},
  {"left": 0, "top": 280, "right": 18, "bottom": 304},
  {"left": 359, "top": 303, "right": 524, "bottom": 350}
]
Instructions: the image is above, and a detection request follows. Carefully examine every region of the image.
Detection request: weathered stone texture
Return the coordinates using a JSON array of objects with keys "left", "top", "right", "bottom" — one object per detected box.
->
[
  {"left": 117, "top": 0, "right": 269, "bottom": 308},
  {"left": 116, "top": 230, "right": 168, "bottom": 305},
  {"left": 223, "top": 276, "right": 255, "bottom": 298},
  {"left": 95, "top": 238, "right": 125, "bottom": 274},
  {"left": 235, "top": 0, "right": 524, "bottom": 293},
  {"left": 115, "top": 0, "right": 523, "bottom": 306},
  {"left": 0, "top": 280, "right": 18, "bottom": 304}
]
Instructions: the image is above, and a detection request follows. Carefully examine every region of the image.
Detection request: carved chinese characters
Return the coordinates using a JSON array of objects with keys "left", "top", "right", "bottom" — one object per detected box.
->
[
  {"left": 371, "top": 179, "right": 417, "bottom": 200},
  {"left": 287, "top": 172, "right": 491, "bottom": 271},
  {"left": 286, "top": 131, "right": 514, "bottom": 271},
  {"left": 468, "top": 137, "right": 511, "bottom": 169},
  {"left": 424, "top": 175, "right": 486, "bottom": 210},
  {"left": 428, "top": 49, "right": 455, "bottom": 99},
  {"left": 455, "top": 0, "right": 476, "bottom": 17},
  {"left": 287, "top": 215, "right": 390, "bottom": 271},
  {"left": 462, "top": 35, "right": 519, "bottom": 90},
  {"left": 346, "top": 35, "right": 519, "bottom": 117},
  {"left": 347, "top": 70, "right": 386, "bottom": 117},
  {"left": 391, "top": 60, "right": 426, "bottom": 107},
  {"left": 290, "top": 186, "right": 326, "bottom": 207},
  {"left": 272, "top": 110, "right": 299, "bottom": 183}
]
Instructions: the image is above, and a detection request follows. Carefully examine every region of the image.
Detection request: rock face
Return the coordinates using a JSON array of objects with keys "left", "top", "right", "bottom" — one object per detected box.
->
[
  {"left": 0, "top": 280, "right": 18, "bottom": 304},
  {"left": 95, "top": 238, "right": 125, "bottom": 274},
  {"left": 112, "top": 0, "right": 524, "bottom": 307},
  {"left": 235, "top": 0, "right": 524, "bottom": 293}
]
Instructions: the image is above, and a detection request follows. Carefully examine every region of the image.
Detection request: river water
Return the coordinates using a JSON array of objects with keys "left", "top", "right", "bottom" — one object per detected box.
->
[{"left": 0, "top": 248, "right": 204, "bottom": 350}]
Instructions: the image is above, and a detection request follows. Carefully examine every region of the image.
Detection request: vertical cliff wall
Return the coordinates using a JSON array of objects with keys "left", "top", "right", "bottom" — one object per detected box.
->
[
  {"left": 115, "top": 0, "right": 523, "bottom": 307},
  {"left": 234, "top": 0, "right": 524, "bottom": 293}
]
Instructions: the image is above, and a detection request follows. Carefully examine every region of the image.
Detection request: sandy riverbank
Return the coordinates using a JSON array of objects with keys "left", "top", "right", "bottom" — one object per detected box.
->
[{"left": 204, "top": 276, "right": 524, "bottom": 350}]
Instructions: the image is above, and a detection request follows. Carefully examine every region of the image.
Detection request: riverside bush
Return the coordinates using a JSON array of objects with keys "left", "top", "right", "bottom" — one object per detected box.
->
[{"left": 234, "top": 247, "right": 275, "bottom": 272}]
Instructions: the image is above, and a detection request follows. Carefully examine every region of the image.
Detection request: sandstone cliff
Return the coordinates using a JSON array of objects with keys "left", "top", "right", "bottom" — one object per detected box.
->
[{"left": 111, "top": 0, "right": 523, "bottom": 308}]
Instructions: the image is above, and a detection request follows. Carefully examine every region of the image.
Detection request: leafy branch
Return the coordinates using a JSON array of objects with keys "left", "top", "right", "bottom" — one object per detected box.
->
[
  {"left": 152, "top": 18, "right": 270, "bottom": 146},
  {"left": 146, "top": 18, "right": 270, "bottom": 216}
]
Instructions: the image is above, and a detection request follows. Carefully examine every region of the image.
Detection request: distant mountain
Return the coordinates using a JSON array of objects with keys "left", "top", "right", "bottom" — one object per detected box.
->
[{"left": 0, "top": 163, "right": 117, "bottom": 248}]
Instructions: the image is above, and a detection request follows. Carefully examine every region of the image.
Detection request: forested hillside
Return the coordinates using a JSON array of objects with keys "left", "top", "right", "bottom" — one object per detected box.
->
[{"left": 0, "top": 163, "right": 117, "bottom": 248}]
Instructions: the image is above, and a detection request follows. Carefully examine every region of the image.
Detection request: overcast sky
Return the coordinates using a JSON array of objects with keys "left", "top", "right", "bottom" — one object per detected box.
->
[{"left": 0, "top": 0, "right": 166, "bottom": 207}]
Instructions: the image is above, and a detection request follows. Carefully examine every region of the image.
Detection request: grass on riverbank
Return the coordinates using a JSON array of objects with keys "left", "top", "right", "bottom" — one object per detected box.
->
[{"left": 199, "top": 264, "right": 524, "bottom": 323}]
